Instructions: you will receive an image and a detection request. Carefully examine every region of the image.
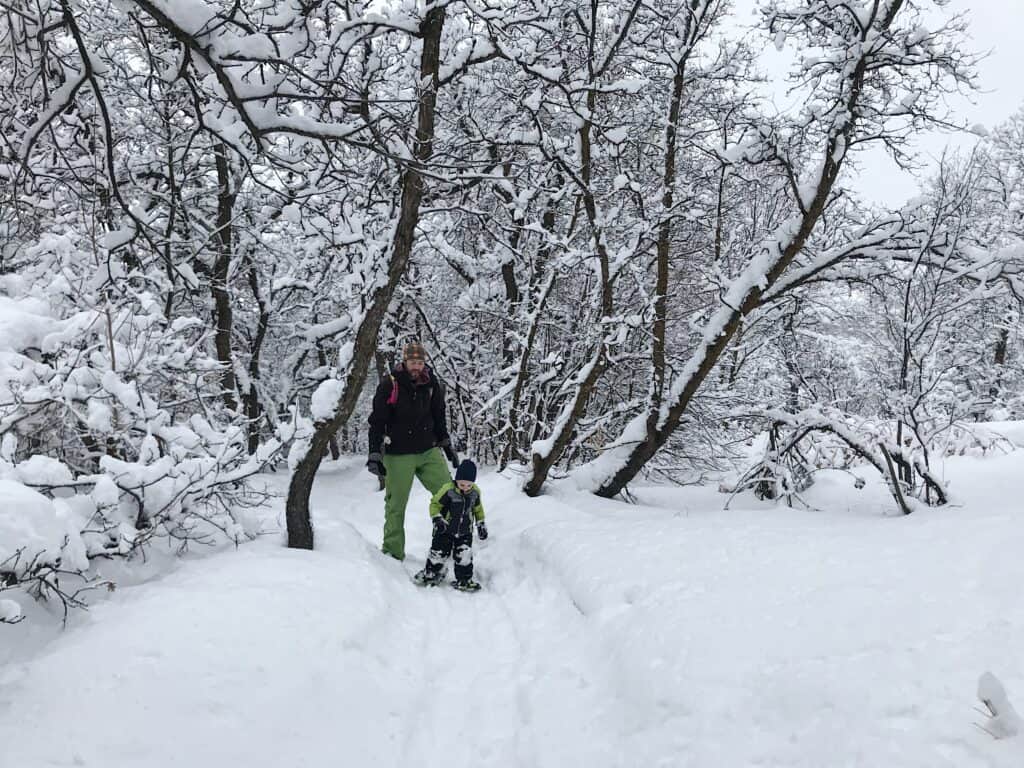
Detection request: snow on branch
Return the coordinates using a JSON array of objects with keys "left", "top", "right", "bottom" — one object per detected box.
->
[{"left": 749, "top": 406, "right": 950, "bottom": 514}]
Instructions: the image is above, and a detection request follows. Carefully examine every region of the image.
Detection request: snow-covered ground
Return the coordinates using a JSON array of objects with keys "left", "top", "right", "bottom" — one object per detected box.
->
[{"left": 2, "top": 429, "right": 1024, "bottom": 767}]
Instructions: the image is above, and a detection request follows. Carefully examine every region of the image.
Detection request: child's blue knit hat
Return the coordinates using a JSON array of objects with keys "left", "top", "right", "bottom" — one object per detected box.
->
[{"left": 455, "top": 459, "right": 477, "bottom": 482}]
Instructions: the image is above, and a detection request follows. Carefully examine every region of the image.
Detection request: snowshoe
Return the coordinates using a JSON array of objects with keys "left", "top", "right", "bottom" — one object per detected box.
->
[
  {"left": 412, "top": 566, "right": 447, "bottom": 587},
  {"left": 450, "top": 578, "right": 482, "bottom": 593}
]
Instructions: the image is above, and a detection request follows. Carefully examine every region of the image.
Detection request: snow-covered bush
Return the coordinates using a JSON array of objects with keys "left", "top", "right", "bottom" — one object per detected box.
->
[
  {"left": 0, "top": 229, "right": 286, "bottom": 621},
  {"left": 0, "top": 480, "right": 89, "bottom": 622},
  {"left": 734, "top": 408, "right": 953, "bottom": 514},
  {"left": 939, "top": 422, "right": 1016, "bottom": 458}
]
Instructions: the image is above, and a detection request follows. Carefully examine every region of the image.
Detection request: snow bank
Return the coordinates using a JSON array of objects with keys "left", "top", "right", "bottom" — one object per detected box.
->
[
  {"left": 0, "top": 597, "right": 21, "bottom": 623},
  {"left": 984, "top": 420, "right": 1024, "bottom": 448},
  {"left": 3, "top": 445, "right": 1024, "bottom": 766},
  {"left": 515, "top": 447, "right": 1024, "bottom": 765}
]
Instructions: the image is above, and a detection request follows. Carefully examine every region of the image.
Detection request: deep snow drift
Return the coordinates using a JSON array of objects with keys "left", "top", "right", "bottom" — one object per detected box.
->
[{"left": 1, "top": 428, "right": 1023, "bottom": 767}]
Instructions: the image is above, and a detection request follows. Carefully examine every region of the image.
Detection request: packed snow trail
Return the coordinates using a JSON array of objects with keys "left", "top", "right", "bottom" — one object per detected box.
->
[
  {"left": 3, "top": 438, "right": 1024, "bottom": 767},
  {"left": 0, "top": 460, "right": 636, "bottom": 768}
]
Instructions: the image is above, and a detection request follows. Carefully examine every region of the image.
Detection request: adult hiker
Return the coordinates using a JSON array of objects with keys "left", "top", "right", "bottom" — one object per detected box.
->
[{"left": 366, "top": 341, "right": 460, "bottom": 560}]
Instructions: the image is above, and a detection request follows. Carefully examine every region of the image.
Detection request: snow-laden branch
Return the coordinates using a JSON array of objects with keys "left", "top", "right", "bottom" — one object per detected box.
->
[{"left": 750, "top": 406, "right": 950, "bottom": 512}]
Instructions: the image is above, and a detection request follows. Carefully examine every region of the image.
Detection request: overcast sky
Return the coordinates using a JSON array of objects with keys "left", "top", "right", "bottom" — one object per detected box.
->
[{"left": 733, "top": 1, "right": 1024, "bottom": 208}]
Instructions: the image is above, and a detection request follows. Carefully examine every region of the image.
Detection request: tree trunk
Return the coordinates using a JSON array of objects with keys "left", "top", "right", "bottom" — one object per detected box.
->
[
  {"left": 523, "top": 344, "right": 606, "bottom": 496},
  {"left": 649, "top": 4, "right": 703, "bottom": 427},
  {"left": 499, "top": 191, "right": 559, "bottom": 470},
  {"left": 782, "top": 311, "right": 800, "bottom": 413},
  {"left": 499, "top": 272, "right": 556, "bottom": 471},
  {"left": 522, "top": 82, "right": 614, "bottom": 496},
  {"left": 990, "top": 313, "right": 1011, "bottom": 403},
  {"left": 879, "top": 443, "right": 912, "bottom": 515},
  {"left": 212, "top": 143, "right": 237, "bottom": 412},
  {"left": 243, "top": 258, "right": 269, "bottom": 454},
  {"left": 285, "top": 7, "right": 447, "bottom": 549}
]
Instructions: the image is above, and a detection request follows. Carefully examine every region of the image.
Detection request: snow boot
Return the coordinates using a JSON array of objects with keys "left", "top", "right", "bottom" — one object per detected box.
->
[
  {"left": 413, "top": 565, "right": 447, "bottom": 587},
  {"left": 451, "top": 578, "right": 481, "bottom": 592}
]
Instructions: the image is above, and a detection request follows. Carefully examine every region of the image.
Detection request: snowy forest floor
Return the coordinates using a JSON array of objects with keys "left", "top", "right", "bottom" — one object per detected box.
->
[{"left": 2, "top": 427, "right": 1024, "bottom": 767}]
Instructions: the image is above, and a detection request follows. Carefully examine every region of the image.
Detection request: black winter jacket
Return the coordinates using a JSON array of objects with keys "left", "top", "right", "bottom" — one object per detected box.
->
[{"left": 367, "top": 365, "right": 450, "bottom": 455}]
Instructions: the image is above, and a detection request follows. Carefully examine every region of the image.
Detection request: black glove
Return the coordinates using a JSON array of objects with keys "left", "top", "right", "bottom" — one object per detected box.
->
[
  {"left": 439, "top": 438, "right": 459, "bottom": 468},
  {"left": 476, "top": 521, "right": 488, "bottom": 540},
  {"left": 432, "top": 516, "right": 448, "bottom": 536},
  {"left": 366, "top": 452, "right": 386, "bottom": 477}
]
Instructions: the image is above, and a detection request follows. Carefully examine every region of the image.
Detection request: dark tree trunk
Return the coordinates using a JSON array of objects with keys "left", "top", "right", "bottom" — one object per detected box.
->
[
  {"left": 990, "top": 318, "right": 1010, "bottom": 404},
  {"left": 499, "top": 192, "right": 559, "bottom": 471},
  {"left": 499, "top": 273, "right": 556, "bottom": 471},
  {"left": 523, "top": 82, "right": 615, "bottom": 496},
  {"left": 212, "top": 143, "right": 237, "bottom": 412},
  {"left": 285, "top": 7, "right": 447, "bottom": 548},
  {"left": 523, "top": 345, "right": 607, "bottom": 497},
  {"left": 495, "top": 162, "right": 523, "bottom": 371},
  {"left": 649, "top": 34, "right": 689, "bottom": 431},
  {"left": 243, "top": 258, "right": 269, "bottom": 454}
]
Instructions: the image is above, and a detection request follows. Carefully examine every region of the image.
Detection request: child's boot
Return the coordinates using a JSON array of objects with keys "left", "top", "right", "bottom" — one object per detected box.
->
[
  {"left": 451, "top": 578, "right": 481, "bottom": 592},
  {"left": 413, "top": 563, "right": 447, "bottom": 586}
]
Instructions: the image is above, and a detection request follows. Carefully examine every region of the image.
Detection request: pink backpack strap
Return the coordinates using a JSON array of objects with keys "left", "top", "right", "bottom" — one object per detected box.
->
[{"left": 386, "top": 374, "right": 399, "bottom": 405}]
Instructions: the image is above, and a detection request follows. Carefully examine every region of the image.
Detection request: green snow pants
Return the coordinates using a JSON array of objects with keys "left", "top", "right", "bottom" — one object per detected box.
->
[{"left": 381, "top": 448, "right": 451, "bottom": 560}]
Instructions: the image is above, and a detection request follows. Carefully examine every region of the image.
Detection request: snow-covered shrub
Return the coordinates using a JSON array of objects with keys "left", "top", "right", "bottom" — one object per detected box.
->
[
  {"left": 940, "top": 422, "right": 1017, "bottom": 457},
  {"left": 0, "top": 479, "right": 90, "bottom": 622},
  {"left": 0, "top": 231, "right": 286, "bottom": 621},
  {"left": 735, "top": 408, "right": 952, "bottom": 514}
]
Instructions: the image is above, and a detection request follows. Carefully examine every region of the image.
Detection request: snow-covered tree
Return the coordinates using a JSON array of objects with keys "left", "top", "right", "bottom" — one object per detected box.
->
[{"left": 573, "top": 0, "right": 979, "bottom": 499}]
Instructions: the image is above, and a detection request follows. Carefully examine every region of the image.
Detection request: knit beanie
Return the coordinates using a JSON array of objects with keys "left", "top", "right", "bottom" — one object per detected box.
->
[
  {"left": 454, "top": 459, "right": 477, "bottom": 483},
  {"left": 402, "top": 341, "right": 426, "bottom": 362}
]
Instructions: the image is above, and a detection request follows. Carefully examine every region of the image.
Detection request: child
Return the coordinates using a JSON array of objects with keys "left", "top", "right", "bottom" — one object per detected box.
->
[{"left": 413, "top": 459, "right": 488, "bottom": 591}]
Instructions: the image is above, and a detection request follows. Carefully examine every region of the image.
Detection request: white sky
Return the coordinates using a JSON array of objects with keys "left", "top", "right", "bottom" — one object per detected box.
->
[{"left": 732, "top": 0, "right": 1024, "bottom": 208}]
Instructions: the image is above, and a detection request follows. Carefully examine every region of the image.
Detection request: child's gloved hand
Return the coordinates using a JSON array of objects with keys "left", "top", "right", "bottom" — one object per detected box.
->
[
  {"left": 476, "top": 521, "right": 488, "bottom": 540},
  {"left": 432, "top": 516, "right": 447, "bottom": 536}
]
